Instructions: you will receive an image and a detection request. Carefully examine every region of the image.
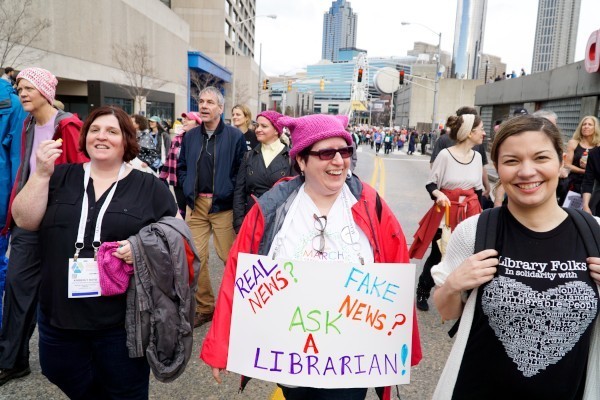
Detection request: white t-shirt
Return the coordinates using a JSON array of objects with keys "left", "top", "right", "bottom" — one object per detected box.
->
[{"left": 268, "top": 184, "right": 374, "bottom": 264}]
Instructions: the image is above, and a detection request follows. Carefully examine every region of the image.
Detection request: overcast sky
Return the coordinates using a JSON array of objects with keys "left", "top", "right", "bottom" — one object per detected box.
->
[{"left": 254, "top": 0, "right": 597, "bottom": 77}]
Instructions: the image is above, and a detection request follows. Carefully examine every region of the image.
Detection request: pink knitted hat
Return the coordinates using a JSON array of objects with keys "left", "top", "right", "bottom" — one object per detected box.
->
[
  {"left": 257, "top": 110, "right": 284, "bottom": 134},
  {"left": 280, "top": 114, "right": 353, "bottom": 159},
  {"left": 16, "top": 67, "right": 58, "bottom": 104},
  {"left": 97, "top": 242, "right": 133, "bottom": 296},
  {"left": 181, "top": 111, "right": 202, "bottom": 125}
]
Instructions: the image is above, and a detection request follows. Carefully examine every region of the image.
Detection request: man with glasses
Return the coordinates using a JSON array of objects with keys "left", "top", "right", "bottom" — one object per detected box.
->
[{"left": 177, "top": 86, "right": 246, "bottom": 328}]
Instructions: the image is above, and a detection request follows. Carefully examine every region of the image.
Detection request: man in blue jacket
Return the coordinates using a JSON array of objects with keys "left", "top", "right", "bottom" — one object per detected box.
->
[
  {"left": 0, "top": 76, "right": 25, "bottom": 330},
  {"left": 177, "top": 86, "right": 246, "bottom": 328}
]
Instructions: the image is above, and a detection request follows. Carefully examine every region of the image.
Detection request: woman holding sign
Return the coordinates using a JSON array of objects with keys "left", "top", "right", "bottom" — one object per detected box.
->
[
  {"left": 431, "top": 115, "right": 600, "bottom": 399},
  {"left": 11, "top": 106, "right": 178, "bottom": 398},
  {"left": 201, "top": 114, "right": 421, "bottom": 400}
]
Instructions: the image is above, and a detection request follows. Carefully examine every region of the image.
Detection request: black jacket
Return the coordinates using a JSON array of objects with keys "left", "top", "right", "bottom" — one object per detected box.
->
[
  {"left": 177, "top": 119, "right": 246, "bottom": 213},
  {"left": 232, "top": 143, "right": 292, "bottom": 232}
]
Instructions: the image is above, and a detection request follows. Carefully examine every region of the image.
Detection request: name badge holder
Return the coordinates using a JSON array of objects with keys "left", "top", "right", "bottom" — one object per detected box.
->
[{"left": 68, "top": 163, "right": 125, "bottom": 298}]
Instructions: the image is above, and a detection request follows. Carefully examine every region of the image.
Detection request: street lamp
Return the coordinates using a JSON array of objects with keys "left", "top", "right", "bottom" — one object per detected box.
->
[
  {"left": 231, "top": 14, "right": 276, "bottom": 107},
  {"left": 401, "top": 21, "right": 441, "bottom": 133}
]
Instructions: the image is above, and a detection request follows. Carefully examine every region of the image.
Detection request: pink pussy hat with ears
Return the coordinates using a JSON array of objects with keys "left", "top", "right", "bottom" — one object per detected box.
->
[
  {"left": 16, "top": 67, "right": 58, "bottom": 104},
  {"left": 257, "top": 110, "right": 284, "bottom": 134},
  {"left": 280, "top": 114, "right": 353, "bottom": 159}
]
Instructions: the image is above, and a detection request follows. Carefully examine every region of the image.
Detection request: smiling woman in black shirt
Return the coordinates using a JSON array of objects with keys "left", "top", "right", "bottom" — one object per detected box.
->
[
  {"left": 431, "top": 115, "right": 600, "bottom": 399},
  {"left": 11, "top": 106, "right": 177, "bottom": 399}
]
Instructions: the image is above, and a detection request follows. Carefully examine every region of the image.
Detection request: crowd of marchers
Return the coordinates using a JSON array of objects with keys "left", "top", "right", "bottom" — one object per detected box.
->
[{"left": 0, "top": 64, "right": 600, "bottom": 400}]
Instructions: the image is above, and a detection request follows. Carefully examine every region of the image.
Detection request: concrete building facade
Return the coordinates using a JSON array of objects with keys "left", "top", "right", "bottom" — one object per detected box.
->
[
  {"left": 395, "top": 64, "right": 483, "bottom": 131},
  {"left": 475, "top": 60, "right": 600, "bottom": 143},
  {"left": 451, "top": 0, "right": 488, "bottom": 79},
  {"left": 531, "top": 0, "right": 581, "bottom": 74},
  {"left": 322, "top": 0, "right": 358, "bottom": 63},
  {"left": 7, "top": 0, "right": 190, "bottom": 120},
  {"left": 171, "top": 0, "right": 264, "bottom": 118}
]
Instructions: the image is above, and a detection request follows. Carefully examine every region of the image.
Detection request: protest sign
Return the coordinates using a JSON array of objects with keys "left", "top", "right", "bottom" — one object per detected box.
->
[{"left": 227, "top": 253, "right": 416, "bottom": 388}]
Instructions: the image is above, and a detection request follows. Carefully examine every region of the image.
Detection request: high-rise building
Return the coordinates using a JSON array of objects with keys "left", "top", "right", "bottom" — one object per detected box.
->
[
  {"left": 322, "top": 0, "right": 358, "bottom": 62},
  {"left": 531, "top": 0, "right": 581, "bottom": 74},
  {"left": 451, "top": 0, "right": 487, "bottom": 79}
]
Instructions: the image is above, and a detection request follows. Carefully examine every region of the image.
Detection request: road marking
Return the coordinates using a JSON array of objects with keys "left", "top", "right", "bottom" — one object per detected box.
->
[
  {"left": 270, "top": 387, "right": 285, "bottom": 400},
  {"left": 370, "top": 156, "right": 386, "bottom": 198}
]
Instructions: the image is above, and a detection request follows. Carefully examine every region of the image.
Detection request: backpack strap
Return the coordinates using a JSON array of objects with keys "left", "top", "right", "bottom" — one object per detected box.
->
[
  {"left": 563, "top": 208, "right": 600, "bottom": 257},
  {"left": 448, "top": 207, "right": 501, "bottom": 338}
]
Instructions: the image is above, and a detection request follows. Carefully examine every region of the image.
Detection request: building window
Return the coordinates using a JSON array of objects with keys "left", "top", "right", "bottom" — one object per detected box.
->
[
  {"left": 146, "top": 101, "right": 174, "bottom": 123},
  {"left": 104, "top": 97, "right": 133, "bottom": 114},
  {"left": 327, "top": 104, "right": 339, "bottom": 115}
]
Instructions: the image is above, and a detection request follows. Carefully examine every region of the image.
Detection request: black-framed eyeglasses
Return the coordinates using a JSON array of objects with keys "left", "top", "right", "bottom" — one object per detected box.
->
[
  {"left": 307, "top": 146, "right": 354, "bottom": 160},
  {"left": 312, "top": 214, "right": 328, "bottom": 255}
]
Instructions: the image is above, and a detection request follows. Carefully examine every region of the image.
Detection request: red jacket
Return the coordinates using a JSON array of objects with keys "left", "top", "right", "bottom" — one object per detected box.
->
[
  {"left": 2, "top": 111, "right": 88, "bottom": 235},
  {"left": 200, "top": 176, "right": 422, "bottom": 398},
  {"left": 409, "top": 187, "right": 481, "bottom": 259}
]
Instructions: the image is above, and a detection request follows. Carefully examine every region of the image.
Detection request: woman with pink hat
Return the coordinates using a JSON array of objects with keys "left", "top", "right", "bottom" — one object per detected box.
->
[
  {"left": 160, "top": 111, "right": 201, "bottom": 218},
  {"left": 201, "top": 114, "right": 422, "bottom": 400},
  {"left": 232, "top": 110, "right": 293, "bottom": 233}
]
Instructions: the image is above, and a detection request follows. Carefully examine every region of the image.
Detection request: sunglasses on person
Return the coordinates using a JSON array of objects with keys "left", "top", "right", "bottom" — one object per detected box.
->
[{"left": 307, "top": 146, "right": 354, "bottom": 160}]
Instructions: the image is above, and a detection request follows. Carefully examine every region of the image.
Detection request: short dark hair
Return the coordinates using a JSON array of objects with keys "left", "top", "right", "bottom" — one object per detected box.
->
[
  {"left": 131, "top": 114, "right": 148, "bottom": 131},
  {"left": 293, "top": 146, "right": 313, "bottom": 175},
  {"left": 4, "top": 67, "right": 14, "bottom": 74},
  {"left": 491, "top": 115, "right": 562, "bottom": 167},
  {"left": 79, "top": 106, "right": 140, "bottom": 162}
]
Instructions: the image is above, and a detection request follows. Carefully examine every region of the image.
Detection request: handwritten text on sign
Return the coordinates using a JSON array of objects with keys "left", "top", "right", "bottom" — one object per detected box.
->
[{"left": 227, "top": 253, "right": 416, "bottom": 388}]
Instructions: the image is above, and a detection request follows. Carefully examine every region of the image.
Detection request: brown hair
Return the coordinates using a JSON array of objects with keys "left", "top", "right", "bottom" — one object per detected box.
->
[
  {"left": 491, "top": 115, "right": 563, "bottom": 167},
  {"left": 79, "top": 106, "right": 140, "bottom": 162},
  {"left": 131, "top": 114, "right": 148, "bottom": 131},
  {"left": 446, "top": 114, "right": 482, "bottom": 141}
]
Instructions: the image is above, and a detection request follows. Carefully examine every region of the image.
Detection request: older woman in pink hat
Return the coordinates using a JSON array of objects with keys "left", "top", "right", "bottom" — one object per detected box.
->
[
  {"left": 159, "top": 111, "right": 201, "bottom": 218},
  {"left": 232, "top": 110, "right": 293, "bottom": 233},
  {"left": 201, "top": 114, "right": 422, "bottom": 400}
]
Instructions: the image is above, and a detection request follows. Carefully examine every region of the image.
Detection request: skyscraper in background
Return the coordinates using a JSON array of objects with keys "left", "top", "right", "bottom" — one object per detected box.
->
[
  {"left": 451, "top": 0, "right": 487, "bottom": 79},
  {"left": 322, "top": 0, "right": 357, "bottom": 62},
  {"left": 531, "top": 0, "right": 581, "bottom": 74}
]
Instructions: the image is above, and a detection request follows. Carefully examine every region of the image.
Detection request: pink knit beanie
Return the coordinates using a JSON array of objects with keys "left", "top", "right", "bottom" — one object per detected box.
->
[
  {"left": 280, "top": 114, "right": 353, "bottom": 159},
  {"left": 257, "top": 110, "right": 284, "bottom": 134},
  {"left": 16, "top": 67, "right": 58, "bottom": 104},
  {"left": 97, "top": 242, "right": 133, "bottom": 296}
]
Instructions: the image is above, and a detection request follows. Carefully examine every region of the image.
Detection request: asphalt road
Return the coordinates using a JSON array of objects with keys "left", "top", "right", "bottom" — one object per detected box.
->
[{"left": 0, "top": 144, "right": 455, "bottom": 400}]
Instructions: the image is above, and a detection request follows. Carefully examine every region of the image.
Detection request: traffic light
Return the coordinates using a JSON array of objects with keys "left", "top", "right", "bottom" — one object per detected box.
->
[
  {"left": 262, "top": 79, "right": 268, "bottom": 90},
  {"left": 357, "top": 68, "right": 363, "bottom": 82},
  {"left": 266, "top": 79, "right": 270, "bottom": 90},
  {"left": 320, "top": 78, "right": 325, "bottom": 91},
  {"left": 287, "top": 80, "right": 292, "bottom": 92},
  {"left": 399, "top": 70, "right": 405, "bottom": 85}
]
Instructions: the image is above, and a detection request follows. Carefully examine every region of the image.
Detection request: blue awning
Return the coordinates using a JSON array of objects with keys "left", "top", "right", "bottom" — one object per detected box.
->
[{"left": 188, "top": 51, "right": 231, "bottom": 82}]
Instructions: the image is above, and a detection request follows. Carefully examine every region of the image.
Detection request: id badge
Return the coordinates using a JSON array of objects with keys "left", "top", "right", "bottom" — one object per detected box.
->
[{"left": 68, "top": 258, "right": 101, "bottom": 298}]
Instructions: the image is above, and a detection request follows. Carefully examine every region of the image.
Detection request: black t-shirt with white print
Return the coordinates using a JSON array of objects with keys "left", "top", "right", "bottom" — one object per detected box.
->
[{"left": 453, "top": 207, "right": 599, "bottom": 400}]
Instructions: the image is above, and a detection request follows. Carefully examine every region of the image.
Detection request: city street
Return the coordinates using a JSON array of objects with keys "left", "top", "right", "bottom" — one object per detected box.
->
[{"left": 0, "top": 145, "right": 455, "bottom": 400}]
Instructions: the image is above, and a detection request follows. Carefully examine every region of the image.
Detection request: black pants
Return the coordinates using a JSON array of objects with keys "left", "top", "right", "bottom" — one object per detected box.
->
[
  {"left": 416, "top": 229, "right": 442, "bottom": 296},
  {"left": 0, "top": 227, "right": 40, "bottom": 369},
  {"left": 278, "top": 385, "right": 368, "bottom": 400},
  {"left": 375, "top": 143, "right": 381, "bottom": 153}
]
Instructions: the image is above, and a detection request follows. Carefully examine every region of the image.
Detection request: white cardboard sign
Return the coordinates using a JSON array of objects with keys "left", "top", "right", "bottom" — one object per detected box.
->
[{"left": 227, "top": 253, "right": 416, "bottom": 388}]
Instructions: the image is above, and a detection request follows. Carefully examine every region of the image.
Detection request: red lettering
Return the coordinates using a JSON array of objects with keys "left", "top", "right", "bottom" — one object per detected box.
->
[{"left": 303, "top": 333, "right": 319, "bottom": 354}]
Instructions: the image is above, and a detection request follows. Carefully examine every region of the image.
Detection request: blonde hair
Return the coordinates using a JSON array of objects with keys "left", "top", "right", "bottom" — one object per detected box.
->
[
  {"left": 232, "top": 104, "right": 252, "bottom": 131},
  {"left": 572, "top": 116, "right": 600, "bottom": 146}
]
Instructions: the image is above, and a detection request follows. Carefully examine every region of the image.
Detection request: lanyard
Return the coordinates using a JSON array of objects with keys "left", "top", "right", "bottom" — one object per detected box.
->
[{"left": 74, "top": 163, "right": 126, "bottom": 261}]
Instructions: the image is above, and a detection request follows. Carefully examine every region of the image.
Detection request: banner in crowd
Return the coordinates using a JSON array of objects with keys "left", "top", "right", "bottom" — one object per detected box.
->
[{"left": 227, "top": 253, "right": 416, "bottom": 388}]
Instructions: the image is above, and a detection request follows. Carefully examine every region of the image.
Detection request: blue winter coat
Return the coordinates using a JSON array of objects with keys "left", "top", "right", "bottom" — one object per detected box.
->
[{"left": 0, "top": 79, "right": 25, "bottom": 230}]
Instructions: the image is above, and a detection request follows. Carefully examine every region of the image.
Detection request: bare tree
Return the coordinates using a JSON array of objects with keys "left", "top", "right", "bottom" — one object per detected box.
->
[
  {"left": 113, "top": 39, "right": 164, "bottom": 113},
  {"left": 0, "top": 0, "right": 51, "bottom": 68},
  {"left": 190, "top": 70, "right": 222, "bottom": 105},
  {"left": 234, "top": 80, "right": 249, "bottom": 106}
]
